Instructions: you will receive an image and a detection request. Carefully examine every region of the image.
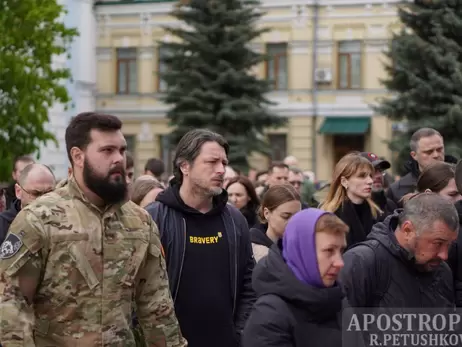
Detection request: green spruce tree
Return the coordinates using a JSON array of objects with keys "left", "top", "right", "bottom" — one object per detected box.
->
[
  {"left": 159, "top": 0, "right": 286, "bottom": 172},
  {"left": 376, "top": 0, "right": 462, "bottom": 173}
]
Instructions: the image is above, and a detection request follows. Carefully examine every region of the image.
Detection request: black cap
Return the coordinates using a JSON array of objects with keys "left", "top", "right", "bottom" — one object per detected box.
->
[{"left": 359, "top": 152, "right": 391, "bottom": 171}]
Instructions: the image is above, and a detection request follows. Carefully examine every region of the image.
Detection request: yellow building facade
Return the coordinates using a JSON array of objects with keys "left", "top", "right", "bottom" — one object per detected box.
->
[{"left": 94, "top": 0, "right": 400, "bottom": 180}]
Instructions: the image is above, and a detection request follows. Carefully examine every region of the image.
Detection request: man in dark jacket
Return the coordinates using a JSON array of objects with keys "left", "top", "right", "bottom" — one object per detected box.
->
[
  {"left": 359, "top": 152, "right": 396, "bottom": 220},
  {"left": 387, "top": 128, "right": 457, "bottom": 207},
  {"left": 339, "top": 193, "right": 458, "bottom": 308},
  {"left": 146, "top": 129, "right": 255, "bottom": 347},
  {"left": 0, "top": 163, "right": 55, "bottom": 243}
]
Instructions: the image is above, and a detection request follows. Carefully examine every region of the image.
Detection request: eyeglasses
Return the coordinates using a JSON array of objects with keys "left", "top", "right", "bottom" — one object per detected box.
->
[{"left": 20, "top": 185, "right": 53, "bottom": 197}]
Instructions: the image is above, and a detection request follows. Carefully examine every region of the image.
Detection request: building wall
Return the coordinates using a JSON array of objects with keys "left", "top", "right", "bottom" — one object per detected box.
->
[
  {"left": 38, "top": 0, "right": 97, "bottom": 179},
  {"left": 94, "top": 0, "right": 400, "bottom": 180}
]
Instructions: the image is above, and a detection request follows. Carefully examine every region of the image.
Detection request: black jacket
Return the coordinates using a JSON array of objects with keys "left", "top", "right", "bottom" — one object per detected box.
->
[
  {"left": 242, "top": 245, "right": 345, "bottom": 347},
  {"left": 335, "top": 200, "right": 375, "bottom": 249},
  {"left": 339, "top": 212, "right": 454, "bottom": 308},
  {"left": 448, "top": 201, "right": 462, "bottom": 306},
  {"left": 0, "top": 199, "right": 21, "bottom": 244},
  {"left": 145, "top": 184, "right": 256, "bottom": 337},
  {"left": 371, "top": 191, "right": 397, "bottom": 222},
  {"left": 4, "top": 183, "right": 16, "bottom": 210}
]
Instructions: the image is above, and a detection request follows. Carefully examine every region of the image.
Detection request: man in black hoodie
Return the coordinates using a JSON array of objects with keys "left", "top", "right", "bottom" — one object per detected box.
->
[
  {"left": 0, "top": 163, "right": 56, "bottom": 243},
  {"left": 146, "top": 129, "right": 255, "bottom": 347},
  {"left": 339, "top": 193, "right": 457, "bottom": 308}
]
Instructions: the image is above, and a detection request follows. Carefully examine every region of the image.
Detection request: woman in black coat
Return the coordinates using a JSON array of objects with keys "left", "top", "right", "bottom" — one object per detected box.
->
[{"left": 242, "top": 208, "right": 349, "bottom": 347}]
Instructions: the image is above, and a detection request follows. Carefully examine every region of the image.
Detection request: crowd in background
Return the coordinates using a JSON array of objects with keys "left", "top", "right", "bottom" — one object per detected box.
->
[{"left": 0, "top": 113, "right": 461, "bottom": 347}]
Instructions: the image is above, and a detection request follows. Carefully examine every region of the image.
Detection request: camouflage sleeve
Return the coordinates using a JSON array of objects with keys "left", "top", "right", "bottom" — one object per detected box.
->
[
  {"left": 0, "top": 209, "right": 45, "bottom": 346},
  {"left": 135, "top": 219, "right": 187, "bottom": 347}
]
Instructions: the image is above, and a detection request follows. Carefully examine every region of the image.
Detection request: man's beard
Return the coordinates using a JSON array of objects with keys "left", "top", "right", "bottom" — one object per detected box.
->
[{"left": 83, "top": 158, "right": 127, "bottom": 205}]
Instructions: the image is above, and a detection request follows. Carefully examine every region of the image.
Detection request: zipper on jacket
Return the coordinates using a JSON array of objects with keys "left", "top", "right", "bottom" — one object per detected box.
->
[
  {"left": 231, "top": 218, "right": 238, "bottom": 316},
  {"left": 174, "top": 218, "right": 187, "bottom": 303}
]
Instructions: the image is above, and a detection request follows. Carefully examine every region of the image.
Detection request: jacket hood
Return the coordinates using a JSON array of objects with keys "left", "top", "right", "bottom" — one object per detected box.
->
[
  {"left": 156, "top": 180, "right": 228, "bottom": 216},
  {"left": 0, "top": 199, "right": 21, "bottom": 223},
  {"left": 366, "top": 211, "right": 431, "bottom": 271},
  {"left": 253, "top": 245, "right": 344, "bottom": 322},
  {"left": 250, "top": 224, "right": 273, "bottom": 248}
]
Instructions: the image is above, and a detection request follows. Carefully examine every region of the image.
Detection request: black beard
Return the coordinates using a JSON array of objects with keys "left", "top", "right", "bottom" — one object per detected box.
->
[{"left": 83, "top": 158, "right": 127, "bottom": 205}]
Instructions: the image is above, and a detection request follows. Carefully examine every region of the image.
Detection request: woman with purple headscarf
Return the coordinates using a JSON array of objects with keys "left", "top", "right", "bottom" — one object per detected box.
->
[{"left": 242, "top": 208, "right": 349, "bottom": 347}]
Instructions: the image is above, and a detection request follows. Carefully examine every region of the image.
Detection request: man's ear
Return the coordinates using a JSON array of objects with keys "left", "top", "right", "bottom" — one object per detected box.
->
[
  {"left": 14, "top": 183, "right": 22, "bottom": 200},
  {"left": 70, "top": 147, "right": 84, "bottom": 168}
]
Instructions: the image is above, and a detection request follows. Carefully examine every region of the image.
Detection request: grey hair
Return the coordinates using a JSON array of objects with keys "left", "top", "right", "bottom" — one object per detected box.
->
[
  {"left": 173, "top": 129, "right": 229, "bottom": 184},
  {"left": 409, "top": 128, "right": 442, "bottom": 152},
  {"left": 399, "top": 192, "right": 459, "bottom": 235},
  {"left": 18, "top": 163, "right": 56, "bottom": 186}
]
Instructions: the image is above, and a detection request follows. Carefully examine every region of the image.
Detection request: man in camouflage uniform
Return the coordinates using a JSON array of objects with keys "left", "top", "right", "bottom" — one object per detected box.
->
[{"left": 0, "top": 112, "right": 187, "bottom": 347}]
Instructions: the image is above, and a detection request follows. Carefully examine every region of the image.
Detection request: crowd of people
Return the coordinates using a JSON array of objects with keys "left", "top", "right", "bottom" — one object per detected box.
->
[{"left": 0, "top": 112, "right": 460, "bottom": 347}]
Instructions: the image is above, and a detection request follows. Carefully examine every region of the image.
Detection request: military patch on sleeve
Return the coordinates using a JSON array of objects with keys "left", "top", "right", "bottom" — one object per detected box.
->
[{"left": 0, "top": 233, "right": 23, "bottom": 259}]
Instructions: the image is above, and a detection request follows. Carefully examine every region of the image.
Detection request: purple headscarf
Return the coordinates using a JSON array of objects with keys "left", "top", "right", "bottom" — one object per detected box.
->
[{"left": 282, "top": 208, "right": 331, "bottom": 288}]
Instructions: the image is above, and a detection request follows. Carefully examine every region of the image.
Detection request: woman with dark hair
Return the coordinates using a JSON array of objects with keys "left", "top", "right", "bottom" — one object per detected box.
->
[
  {"left": 225, "top": 176, "right": 260, "bottom": 227},
  {"left": 401, "top": 161, "right": 461, "bottom": 204},
  {"left": 250, "top": 184, "right": 301, "bottom": 262}
]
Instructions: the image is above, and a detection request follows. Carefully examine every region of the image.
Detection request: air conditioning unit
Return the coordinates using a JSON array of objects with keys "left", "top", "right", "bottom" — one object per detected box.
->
[{"left": 314, "top": 68, "right": 332, "bottom": 83}]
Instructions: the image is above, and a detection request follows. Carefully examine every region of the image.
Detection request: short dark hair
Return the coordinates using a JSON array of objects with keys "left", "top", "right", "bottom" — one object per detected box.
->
[
  {"left": 173, "top": 129, "right": 229, "bottom": 184},
  {"left": 126, "top": 151, "right": 134, "bottom": 169},
  {"left": 268, "top": 161, "right": 289, "bottom": 173},
  {"left": 144, "top": 158, "right": 165, "bottom": 178},
  {"left": 65, "top": 112, "right": 122, "bottom": 164},
  {"left": 410, "top": 128, "right": 442, "bottom": 152},
  {"left": 13, "top": 155, "right": 34, "bottom": 172}
]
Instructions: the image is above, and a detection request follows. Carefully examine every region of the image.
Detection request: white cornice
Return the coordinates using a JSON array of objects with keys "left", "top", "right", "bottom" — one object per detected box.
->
[
  {"left": 94, "top": 0, "right": 401, "bottom": 16},
  {"left": 96, "top": 101, "right": 375, "bottom": 119}
]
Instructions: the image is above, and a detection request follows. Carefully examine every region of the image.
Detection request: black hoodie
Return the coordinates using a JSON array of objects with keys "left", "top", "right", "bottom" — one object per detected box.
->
[
  {"left": 242, "top": 245, "right": 345, "bottom": 347},
  {"left": 155, "top": 185, "right": 237, "bottom": 347},
  {"left": 0, "top": 199, "right": 21, "bottom": 244},
  {"left": 339, "top": 212, "right": 454, "bottom": 308}
]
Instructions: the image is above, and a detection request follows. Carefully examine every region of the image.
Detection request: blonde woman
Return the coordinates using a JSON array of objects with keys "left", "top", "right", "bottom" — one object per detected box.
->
[{"left": 320, "top": 152, "right": 381, "bottom": 248}]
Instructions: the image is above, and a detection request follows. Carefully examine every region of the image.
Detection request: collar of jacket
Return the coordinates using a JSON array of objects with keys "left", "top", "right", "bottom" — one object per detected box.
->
[{"left": 67, "top": 176, "right": 127, "bottom": 216}]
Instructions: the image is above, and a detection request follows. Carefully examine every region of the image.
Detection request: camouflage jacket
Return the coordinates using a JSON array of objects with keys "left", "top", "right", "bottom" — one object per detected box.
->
[{"left": 0, "top": 178, "right": 187, "bottom": 347}]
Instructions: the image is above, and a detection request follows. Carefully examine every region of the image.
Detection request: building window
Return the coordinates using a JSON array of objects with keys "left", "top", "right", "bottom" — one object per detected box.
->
[
  {"left": 338, "top": 41, "right": 361, "bottom": 89},
  {"left": 266, "top": 43, "right": 288, "bottom": 90},
  {"left": 157, "top": 46, "right": 171, "bottom": 92},
  {"left": 268, "top": 134, "right": 287, "bottom": 161},
  {"left": 159, "top": 134, "right": 175, "bottom": 175},
  {"left": 125, "top": 134, "right": 136, "bottom": 154},
  {"left": 116, "top": 48, "right": 138, "bottom": 94}
]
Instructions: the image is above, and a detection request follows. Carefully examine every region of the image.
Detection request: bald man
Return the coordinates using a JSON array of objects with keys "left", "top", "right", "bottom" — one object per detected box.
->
[{"left": 0, "top": 164, "right": 56, "bottom": 243}]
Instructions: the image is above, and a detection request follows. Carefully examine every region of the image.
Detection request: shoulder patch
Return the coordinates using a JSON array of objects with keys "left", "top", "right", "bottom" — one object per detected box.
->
[{"left": 0, "top": 233, "right": 23, "bottom": 259}]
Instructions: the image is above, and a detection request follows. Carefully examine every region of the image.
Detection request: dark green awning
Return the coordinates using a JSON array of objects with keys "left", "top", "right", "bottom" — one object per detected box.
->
[{"left": 318, "top": 117, "right": 370, "bottom": 134}]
